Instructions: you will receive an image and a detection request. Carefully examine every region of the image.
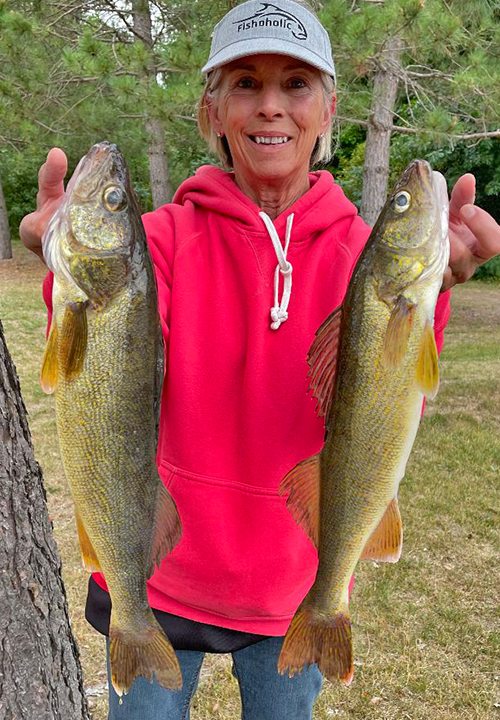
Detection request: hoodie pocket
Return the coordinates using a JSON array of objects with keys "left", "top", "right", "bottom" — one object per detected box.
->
[{"left": 151, "top": 460, "right": 318, "bottom": 621}]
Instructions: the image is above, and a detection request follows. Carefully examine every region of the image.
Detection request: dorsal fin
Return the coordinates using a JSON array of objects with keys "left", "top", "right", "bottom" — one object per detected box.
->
[
  {"left": 307, "top": 306, "right": 342, "bottom": 420},
  {"left": 279, "top": 454, "right": 321, "bottom": 548},
  {"left": 147, "top": 483, "right": 182, "bottom": 579}
]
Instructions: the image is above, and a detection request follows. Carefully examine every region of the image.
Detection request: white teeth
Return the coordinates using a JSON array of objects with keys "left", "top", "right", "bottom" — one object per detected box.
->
[{"left": 253, "top": 136, "right": 290, "bottom": 145}]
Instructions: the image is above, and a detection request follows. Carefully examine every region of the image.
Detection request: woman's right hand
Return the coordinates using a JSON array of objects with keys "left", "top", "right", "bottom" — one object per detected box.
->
[{"left": 19, "top": 148, "right": 68, "bottom": 260}]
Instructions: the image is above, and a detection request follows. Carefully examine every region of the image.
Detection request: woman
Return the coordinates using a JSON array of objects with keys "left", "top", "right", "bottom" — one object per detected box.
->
[{"left": 20, "top": 1, "right": 500, "bottom": 718}]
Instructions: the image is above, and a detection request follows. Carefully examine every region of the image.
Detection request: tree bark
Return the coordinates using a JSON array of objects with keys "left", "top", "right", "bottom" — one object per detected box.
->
[
  {"left": 0, "top": 319, "right": 90, "bottom": 720},
  {"left": 361, "top": 34, "right": 404, "bottom": 226},
  {"left": 132, "top": 0, "right": 173, "bottom": 207},
  {"left": 0, "top": 168, "right": 12, "bottom": 260}
]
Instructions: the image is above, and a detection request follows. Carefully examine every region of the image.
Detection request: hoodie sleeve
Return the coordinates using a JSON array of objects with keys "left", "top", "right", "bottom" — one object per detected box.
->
[
  {"left": 43, "top": 271, "right": 54, "bottom": 336},
  {"left": 142, "top": 207, "right": 176, "bottom": 353}
]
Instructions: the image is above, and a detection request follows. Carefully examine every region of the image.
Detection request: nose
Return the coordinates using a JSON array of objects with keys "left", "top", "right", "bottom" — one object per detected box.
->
[{"left": 257, "top": 85, "right": 285, "bottom": 120}]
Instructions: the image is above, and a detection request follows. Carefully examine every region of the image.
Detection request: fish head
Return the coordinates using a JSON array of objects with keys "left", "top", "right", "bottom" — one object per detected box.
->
[
  {"left": 43, "top": 142, "right": 144, "bottom": 306},
  {"left": 372, "top": 159, "right": 450, "bottom": 298}
]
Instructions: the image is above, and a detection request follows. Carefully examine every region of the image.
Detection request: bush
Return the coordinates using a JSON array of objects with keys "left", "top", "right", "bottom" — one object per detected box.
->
[
  {"left": 474, "top": 255, "right": 500, "bottom": 280},
  {"left": 0, "top": 148, "right": 42, "bottom": 237}
]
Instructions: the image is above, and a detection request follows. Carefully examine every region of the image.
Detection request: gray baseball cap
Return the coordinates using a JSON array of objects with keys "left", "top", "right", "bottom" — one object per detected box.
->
[{"left": 202, "top": 0, "right": 336, "bottom": 81}]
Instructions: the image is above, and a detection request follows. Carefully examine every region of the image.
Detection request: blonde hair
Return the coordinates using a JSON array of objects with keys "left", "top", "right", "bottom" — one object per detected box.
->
[{"left": 197, "top": 1, "right": 335, "bottom": 168}]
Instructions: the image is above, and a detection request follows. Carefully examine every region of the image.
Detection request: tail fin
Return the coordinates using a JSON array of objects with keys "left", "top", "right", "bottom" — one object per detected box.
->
[
  {"left": 277, "top": 607, "right": 353, "bottom": 685},
  {"left": 109, "top": 620, "right": 182, "bottom": 696}
]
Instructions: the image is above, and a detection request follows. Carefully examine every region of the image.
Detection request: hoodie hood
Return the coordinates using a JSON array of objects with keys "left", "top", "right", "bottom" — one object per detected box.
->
[{"left": 173, "top": 166, "right": 360, "bottom": 243}]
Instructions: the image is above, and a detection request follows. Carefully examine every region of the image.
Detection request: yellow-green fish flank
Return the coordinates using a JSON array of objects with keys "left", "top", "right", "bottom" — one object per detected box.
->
[
  {"left": 41, "top": 142, "right": 182, "bottom": 695},
  {"left": 278, "top": 160, "right": 449, "bottom": 684}
]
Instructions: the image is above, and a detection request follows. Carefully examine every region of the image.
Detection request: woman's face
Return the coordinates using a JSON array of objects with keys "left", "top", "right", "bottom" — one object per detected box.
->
[{"left": 209, "top": 54, "right": 333, "bottom": 190}]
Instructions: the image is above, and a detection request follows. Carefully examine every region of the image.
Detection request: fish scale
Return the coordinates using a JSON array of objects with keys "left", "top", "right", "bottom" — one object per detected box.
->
[
  {"left": 278, "top": 159, "right": 449, "bottom": 684},
  {"left": 41, "top": 142, "right": 183, "bottom": 696}
]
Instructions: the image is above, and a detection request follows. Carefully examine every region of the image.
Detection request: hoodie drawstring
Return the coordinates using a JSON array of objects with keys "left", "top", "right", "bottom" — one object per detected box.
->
[{"left": 259, "top": 212, "right": 295, "bottom": 331}]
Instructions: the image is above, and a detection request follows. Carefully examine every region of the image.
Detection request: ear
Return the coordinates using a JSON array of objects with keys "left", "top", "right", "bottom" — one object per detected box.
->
[
  {"left": 207, "top": 96, "right": 224, "bottom": 138},
  {"left": 320, "top": 92, "right": 336, "bottom": 135},
  {"left": 331, "top": 92, "right": 337, "bottom": 117}
]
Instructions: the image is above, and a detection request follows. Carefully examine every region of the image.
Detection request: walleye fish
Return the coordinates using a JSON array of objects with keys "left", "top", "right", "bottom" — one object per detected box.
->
[
  {"left": 277, "top": 159, "right": 449, "bottom": 684},
  {"left": 41, "top": 142, "right": 182, "bottom": 694}
]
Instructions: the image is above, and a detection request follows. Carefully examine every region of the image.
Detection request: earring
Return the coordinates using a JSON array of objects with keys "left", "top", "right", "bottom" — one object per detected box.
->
[
  {"left": 217, "top": 132, "right": 223, "bottom": 138},
  {"left": 320, "top": 133, "right": 325, "bottom": 139}
]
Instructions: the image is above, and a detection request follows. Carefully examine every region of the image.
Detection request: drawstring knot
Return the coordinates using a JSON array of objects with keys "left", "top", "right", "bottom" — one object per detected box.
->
[{"left": 259, "top": 212, "right": 295, "bottom": 331}]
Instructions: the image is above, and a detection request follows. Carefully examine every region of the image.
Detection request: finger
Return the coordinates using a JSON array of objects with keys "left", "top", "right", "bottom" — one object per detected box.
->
[
  {"left": 448, "top": 232, "right": 476, "bottom": 285},
  {"left": 37, "top": 147, "right": 68, "bottom": 209},
  {"left": 449, "top": 173, "right": 475, "bottom": 218},
  {"left": 459, "top": 204, "right": 500, "bottom": 263},
  {"left": 440, "top": 265, "right": 456, "bottom": 293}
]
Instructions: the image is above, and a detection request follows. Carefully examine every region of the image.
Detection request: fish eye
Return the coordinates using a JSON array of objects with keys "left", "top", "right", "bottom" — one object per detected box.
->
[
  {"left": 394, "top": 191, "right": 411, "bottom": 213},
  {"left": 103, "top": 186, "right": 127, "bottom": 212}
]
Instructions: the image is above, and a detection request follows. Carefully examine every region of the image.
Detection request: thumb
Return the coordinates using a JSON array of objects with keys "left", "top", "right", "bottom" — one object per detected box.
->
[{"left": 37, "top": 148, "right": 68, "bottom": 208}]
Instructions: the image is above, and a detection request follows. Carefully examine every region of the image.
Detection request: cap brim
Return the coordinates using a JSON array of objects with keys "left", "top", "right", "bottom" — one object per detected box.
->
[{"left": 201, "top": 38, "right": 336, "bottom": 80}]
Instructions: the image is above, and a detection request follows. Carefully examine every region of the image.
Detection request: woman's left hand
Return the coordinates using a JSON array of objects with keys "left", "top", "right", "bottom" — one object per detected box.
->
[{"left": 442, "top": 173, "right": 500, "bottom": 291}]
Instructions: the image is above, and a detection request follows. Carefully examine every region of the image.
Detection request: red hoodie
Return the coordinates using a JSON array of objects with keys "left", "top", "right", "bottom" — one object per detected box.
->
[{"left": 43, "top": 166, "right": 450, "bottom": 636}]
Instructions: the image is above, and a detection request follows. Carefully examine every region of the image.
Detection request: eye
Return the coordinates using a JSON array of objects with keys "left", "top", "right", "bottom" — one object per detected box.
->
[
  {"left": 236, "top": 76, "right": 256, "bottom": 89},
  {"left": 394, "top": 191, "right": 411, "bottom": 213},
  {"left": 103, "top": 186, "right": 127, "bottom": 212},
  {"left": 288, "top": 77, "right": 307, "bottom": 89}
]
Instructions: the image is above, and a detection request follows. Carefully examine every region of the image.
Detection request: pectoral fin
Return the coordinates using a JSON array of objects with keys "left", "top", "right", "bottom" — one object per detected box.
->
[
  {"left": 416, "top": 320, "right": 439, "bottom": 399},
  {"left": 60, "top": 302, "right": 88, "bottom": 382},
  {"left": 382, "top": 296, "right": 416, "bottom": 369},
  {"left": 41, "top": 323, "right": 59, "bottom": 394},
  {"left": 75, "top": 510, "right": 102, "bottom": 572},
  {"left": 307, "top": 306, "right": 342, "bottom": 421},
  {"left": 278, "top": 454, "right": 320, "bottom": 549},
  {"left": 360, "top": 496, "right": 403, "bottom": 563}
]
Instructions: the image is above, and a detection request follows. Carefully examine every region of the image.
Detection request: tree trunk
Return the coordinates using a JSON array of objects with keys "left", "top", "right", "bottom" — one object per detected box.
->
[
  {"left": 132, "top": 0, "right": 173, "bottom": 207},
  {"left": 0, "top": 168, "right": 12, "bottom": 260},
  {"left": 361, "top": 34, "right": 404, "bottom": 226},
  {"left": 0, "top": 319, "right": 91, "bottom": 720}
]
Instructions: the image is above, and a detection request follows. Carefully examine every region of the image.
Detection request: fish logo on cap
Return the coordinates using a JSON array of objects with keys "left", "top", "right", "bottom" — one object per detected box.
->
[{"left": 233, "top": 2, "right": 308, "bottom": 41}]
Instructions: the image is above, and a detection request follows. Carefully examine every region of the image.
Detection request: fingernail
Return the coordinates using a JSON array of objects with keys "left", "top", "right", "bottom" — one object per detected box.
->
[{"left": 461, "top": 204, "right": 476, "bottom": 219}]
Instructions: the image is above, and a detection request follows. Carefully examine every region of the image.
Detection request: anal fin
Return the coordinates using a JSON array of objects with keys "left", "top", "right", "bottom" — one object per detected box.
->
[
  {"left": 75, "top": 510, "right": 102, "bottom": 572},
  {"left": 279, "top": 455, "right": 320, "bottom": 549},
  {"left": 360, "top": 496, "right": 403, "bottom": 563}
]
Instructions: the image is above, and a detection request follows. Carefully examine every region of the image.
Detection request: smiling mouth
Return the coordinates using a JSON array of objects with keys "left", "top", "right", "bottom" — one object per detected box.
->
[{"left": 249, "top": 135, "right": 292, "bottom": 145}]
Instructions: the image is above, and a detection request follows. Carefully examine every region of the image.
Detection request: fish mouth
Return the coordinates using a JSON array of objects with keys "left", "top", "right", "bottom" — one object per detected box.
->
[
  {"left": 431, "top": 170, "right": 450, "bottom": 266},
  {"left": 69, "top": 142, "right": 127, "bottom": 201}
]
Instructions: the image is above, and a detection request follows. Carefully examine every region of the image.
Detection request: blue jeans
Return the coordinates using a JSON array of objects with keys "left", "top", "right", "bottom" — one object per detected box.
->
[{"left": 106, "top": 637, "right": 322, "bottom": 720}]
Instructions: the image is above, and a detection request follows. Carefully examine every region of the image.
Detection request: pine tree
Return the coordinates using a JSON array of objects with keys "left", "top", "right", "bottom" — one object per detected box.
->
[
  {"left": 0, "top": 319, "right": 91, "bottom": 720},
  {"left": 321, "top": 0, "right": 500, "bottom": 223}
]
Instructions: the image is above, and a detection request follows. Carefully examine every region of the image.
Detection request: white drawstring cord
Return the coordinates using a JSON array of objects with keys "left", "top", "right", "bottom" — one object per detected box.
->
[{"left": 259, "top": 212, "right": 295, "bottom": 330}]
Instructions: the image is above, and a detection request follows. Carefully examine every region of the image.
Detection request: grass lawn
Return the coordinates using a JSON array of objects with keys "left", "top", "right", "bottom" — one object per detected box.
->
[{"left": 1, "top": 242, "right": 499, "bottom": 719}]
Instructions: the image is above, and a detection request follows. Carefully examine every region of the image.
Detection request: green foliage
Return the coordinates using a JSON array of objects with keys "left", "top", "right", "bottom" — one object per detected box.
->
[
  {"left": 0, "top": 149, "right": 43, "bottom": 235},
  {"left": 474, "top": 256, "right": 500, "bottom": 280},
  {"left": 1, "top": 0, "right": 500, "bottom": 235}
]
